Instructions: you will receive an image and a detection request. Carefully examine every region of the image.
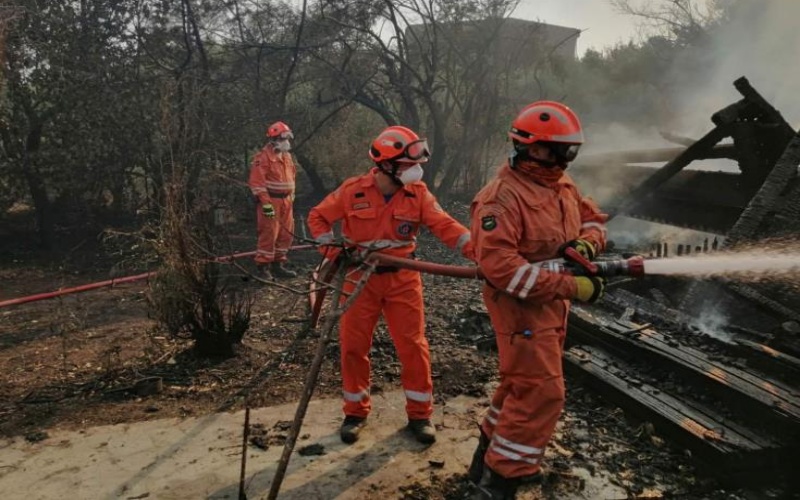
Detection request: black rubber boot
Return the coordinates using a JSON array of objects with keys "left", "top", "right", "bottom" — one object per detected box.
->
[
  {"left": 472, "top": 468, "right": 521, "bottom": 500},
  {"left": 340, "top": 415, "right": 367, "bottom": 444},
  {"left": 271, "top": 261, "right": 297, "bottom": 278},
  {"left": 407, "top": 419, "right": 436, "bottom": 444},
  {"left": 467, "top": 427, "right": 490, "bottom": 483}
]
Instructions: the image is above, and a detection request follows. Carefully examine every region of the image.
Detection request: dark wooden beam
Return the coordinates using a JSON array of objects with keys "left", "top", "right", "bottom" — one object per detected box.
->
[
  {"left": 605, "top": 126, "right": 729, "bottom": 219},
  {"left": 565, "top": 344, "right": 785, "bottom": 476}
]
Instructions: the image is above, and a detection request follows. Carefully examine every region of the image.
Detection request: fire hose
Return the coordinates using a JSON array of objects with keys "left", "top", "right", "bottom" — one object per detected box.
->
[
  {"left": 309, "top": 247, "right": 646, "bottom": 328},
  {"left": 0, "top": 245, "right": 316, "bottom": 309},
  {"left": 367, "top": 247, "right": 646, "bottom": 279}
]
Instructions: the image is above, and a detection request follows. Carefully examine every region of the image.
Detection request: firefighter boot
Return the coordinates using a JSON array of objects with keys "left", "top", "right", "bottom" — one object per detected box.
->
[
  {"left": 467, "top": 427, "right": 491, "bottom": 483},
  {"left": 257, "top": 264, "right": 273, "bottom": 280},
  {"left": 340, "top": 415, "right": 367, "bottom": 444},
  {"left": 408, "top": 419, "right": 436, "bottom": 444},
  {"left": 271, "top": 261, "right": 297, "bottom": 278},
  {"left": 472, "top": 468, "right": 521, "bottom": 500}
]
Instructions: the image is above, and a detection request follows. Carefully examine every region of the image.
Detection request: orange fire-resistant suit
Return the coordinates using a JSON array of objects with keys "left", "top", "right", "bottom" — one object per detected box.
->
[
  {"left": 470, "top": 162, "right": 607, "bottom": 479},
  {"left": 308, "top": 169, "right": 474, "bottom": 420},
  {"left": 248, "top": 144, "right": 296, "bottom": 264}
]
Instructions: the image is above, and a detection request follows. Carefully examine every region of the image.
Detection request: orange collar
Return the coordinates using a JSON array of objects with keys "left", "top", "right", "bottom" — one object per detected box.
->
[{"left": 500, "top": 162, "right": 571, "bottom": 191}]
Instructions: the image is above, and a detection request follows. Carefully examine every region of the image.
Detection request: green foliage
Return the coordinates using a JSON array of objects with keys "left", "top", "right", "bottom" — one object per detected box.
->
[{"left": 0, "top": 0, "right": 747, "bottom": 241}]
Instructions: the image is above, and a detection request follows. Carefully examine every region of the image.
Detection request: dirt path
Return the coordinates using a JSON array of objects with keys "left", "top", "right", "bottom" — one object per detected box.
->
[{"left": 0, "top": 390, "right": 627, "bottom": 500}]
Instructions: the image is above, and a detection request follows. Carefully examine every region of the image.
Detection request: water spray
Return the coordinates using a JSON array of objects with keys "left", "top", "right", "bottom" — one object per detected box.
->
[{"left": 356, "top": 246, "right": 800, "bottom": 283}]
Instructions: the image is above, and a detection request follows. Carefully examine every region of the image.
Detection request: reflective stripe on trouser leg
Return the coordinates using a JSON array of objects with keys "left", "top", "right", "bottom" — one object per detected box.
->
[
  {"left": 383, "top": 271, "right": 433, "bottom": 419},
  {"left": 339, "top": 272, "right": 384, "bottom": 418},
  {"left": 481, "top": 394, "right": 505, "bottom": 437},
  {"left": 255, "top": 205, "right": 279, "bottom": 264},
  {"left": 484, "top": 328, "right": 566, "bottom": 478},
  {"left": 274, "top": 199, "right": 294, "bottom": 262}
]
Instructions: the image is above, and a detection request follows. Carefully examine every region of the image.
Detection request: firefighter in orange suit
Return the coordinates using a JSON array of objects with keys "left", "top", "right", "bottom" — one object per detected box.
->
[
  {"left": 468, "top": 102, "right": 608, "bottom": 499},
  {"left": 248, "top": 121, "right": 298, "bottom": 280},
  {"left": 308, "top": 125, "right": 474, "bottom": 445}
]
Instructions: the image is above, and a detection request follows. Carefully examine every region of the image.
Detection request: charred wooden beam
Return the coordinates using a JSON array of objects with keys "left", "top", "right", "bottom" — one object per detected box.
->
[
  {"left": 573, "top": 166, "right": 756, "bottom": 232},
  {"left": 568, "top": 306, "right": 800, "bottom": 440},
  {"left": 605, "top": 126, "right": 729, "bottom": 219},
  {"left": 577, "top": 143, "right": 737, "bottom": 166},
  {"left": 660, "top": 130, "right": 698, "bottom": 147},
  {"left": 564, "top": 344, "right": 785, "bottom": 478},
  {"left": 732, "top": 338, "right": 800, "bottom": 380},
  {"left": 680, "top": 131, "right": 800, "bottom": 315},
  {"left": 724, "top": 132, "right": 800, "bottom": 247},
  {"left": 623, "top": 195, "right": 742, "bottom": 234}
]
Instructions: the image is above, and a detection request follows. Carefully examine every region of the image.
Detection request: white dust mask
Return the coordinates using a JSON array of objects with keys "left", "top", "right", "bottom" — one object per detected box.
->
[
  {"left": 274, "top": 140, "right": 291, "bottom": 152},
  {"left": 398, "top": 164, "right": 423, "bottom": 185}
]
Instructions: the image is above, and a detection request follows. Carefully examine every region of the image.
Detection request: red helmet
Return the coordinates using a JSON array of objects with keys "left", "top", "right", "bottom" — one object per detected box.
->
[
  {"left": 369, "top": 125, "right": 430, "bottom": 164},
  {"left": 509, "top": 101, "right": 583, "bottom": 161},
  {"left": 266, "top": 121, "right": 293, "bottom": 139}
]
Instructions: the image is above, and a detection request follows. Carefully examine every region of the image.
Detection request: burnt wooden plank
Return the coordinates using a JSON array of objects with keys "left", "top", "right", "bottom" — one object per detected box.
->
[
  {"left": 606, "top": 126, "right": 729, "bottom": 219},
  {"left": 734, "top": 339, "right": 800, "bottom": 380},
  {"left": 568, "top": 307, "right": 800, "bottom": 439},
  {"left": 564, "top": 345, "right": 784, "bottom": 474}
]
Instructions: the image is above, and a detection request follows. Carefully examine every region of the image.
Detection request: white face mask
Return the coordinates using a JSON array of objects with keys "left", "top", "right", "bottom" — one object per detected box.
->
[
  {"left": 397, "top": 164, "right": 424, "bottom": 185},
  {"left": 274, "top": 139, "right": 291, "bottom": 152}
]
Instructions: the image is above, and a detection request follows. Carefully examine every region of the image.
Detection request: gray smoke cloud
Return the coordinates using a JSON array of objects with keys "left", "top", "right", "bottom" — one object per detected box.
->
[{"left": 667, "top": 1, "right": 800, "bottom": 135}]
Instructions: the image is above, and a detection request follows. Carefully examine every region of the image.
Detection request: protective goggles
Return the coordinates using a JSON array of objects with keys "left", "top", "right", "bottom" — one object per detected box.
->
[
  {"left": 544, "top": 141, "right": 581, "bottom": 162},
  {"left": 392, "top": 139, "right": 431, "bottom": 163},
  {"left": 276, "top": 131, "right": 294, "bottom": 140}
]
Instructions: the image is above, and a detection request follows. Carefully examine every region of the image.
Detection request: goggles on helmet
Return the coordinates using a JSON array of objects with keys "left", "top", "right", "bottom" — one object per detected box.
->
[
  {"left": 390, "top": 139, "right": 430, "bottom": 164},
  {"left": 547, "top": 142, "right": 581, "bottom": 162}
]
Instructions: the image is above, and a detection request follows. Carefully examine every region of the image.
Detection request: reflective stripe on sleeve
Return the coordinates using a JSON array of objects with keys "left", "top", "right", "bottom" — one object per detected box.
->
[
  {"left": 581, "top": 222, "right": 606, "bottom": 233},
  {"left": 455, "top": 232, "right": 471, "bottom": 251}
]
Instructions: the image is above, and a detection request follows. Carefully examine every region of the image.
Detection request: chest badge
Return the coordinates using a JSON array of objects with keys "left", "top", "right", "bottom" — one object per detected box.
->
[{"left": 397, "top": 221, "right": 414, "bottom": 237}]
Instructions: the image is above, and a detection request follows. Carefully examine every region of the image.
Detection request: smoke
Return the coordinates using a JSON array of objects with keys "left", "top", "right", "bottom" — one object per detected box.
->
[
  {"left": 690, "top": 306, "right": 734, "bottom": 344},
  {"left": 575, "top": 2, "right": 799, "bottom": 159},
  {"left": 666, "top": 1, "right": 800, "bottom": 135},
  {"left": 606, "top": 216, "right": 718, "bottom": 251},
  {"left": 581, "top": 122, "right": 670, "bottom": 155}
]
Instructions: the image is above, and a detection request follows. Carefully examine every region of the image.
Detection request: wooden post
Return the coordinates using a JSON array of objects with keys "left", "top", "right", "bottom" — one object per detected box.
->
[
  {"left": 267, "top": 259, "right": 375, "bottom": 500},
  {"left": 238, "top": 406, "right": 250, "bottom": 500}
]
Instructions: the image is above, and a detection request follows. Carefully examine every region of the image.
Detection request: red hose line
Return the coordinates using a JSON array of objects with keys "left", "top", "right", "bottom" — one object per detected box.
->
[
  {"left": 369, "top": 253, "right": 484, "bottom": 280},
  {"left": 0, "top": 245, "right": 316, "bottom": 309}
]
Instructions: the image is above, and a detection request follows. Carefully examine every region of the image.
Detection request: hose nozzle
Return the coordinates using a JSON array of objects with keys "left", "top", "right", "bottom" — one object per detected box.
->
[{"left": 594, "top": 256, "right": 645, "bottom": 278}]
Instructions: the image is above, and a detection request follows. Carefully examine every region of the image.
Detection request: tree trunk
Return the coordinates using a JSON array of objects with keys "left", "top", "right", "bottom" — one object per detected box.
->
[
  {"left": 22, "top": 133, "right": 54, "bottom": 249},
  {"left": 293, "top": 151, "right": 327, "bottom": 198}
]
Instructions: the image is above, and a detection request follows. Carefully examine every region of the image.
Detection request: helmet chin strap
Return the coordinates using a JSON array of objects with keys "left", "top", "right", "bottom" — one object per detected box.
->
[{"left": 379, "top": 161, "right": 404, "bottom": 186}]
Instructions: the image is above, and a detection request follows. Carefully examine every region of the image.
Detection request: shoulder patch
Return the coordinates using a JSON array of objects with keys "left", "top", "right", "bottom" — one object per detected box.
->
[{"left": 481, "top": 215, "right": 497, "bottom": 231}]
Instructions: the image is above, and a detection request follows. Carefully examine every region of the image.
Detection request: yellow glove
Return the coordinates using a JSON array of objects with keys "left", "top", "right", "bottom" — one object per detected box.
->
[
  {"left": 573, "top": 276, "right": 605, "bottom": 303},
  {"left": 262, "top": 203, "right": 276, "bottom": 218},
  {"left": 559, "top": 239, "right": 597, "bottom": 261}
]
